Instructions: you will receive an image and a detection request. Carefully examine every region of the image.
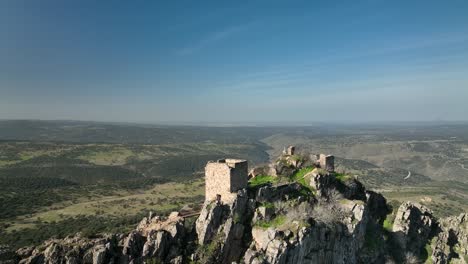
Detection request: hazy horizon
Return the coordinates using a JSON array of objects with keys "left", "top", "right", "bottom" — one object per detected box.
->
[
  {"left": 2, "top": 1, "right": 468, "bottom": 123},
  {"left": 2, "top": 118, "right": 468, "bottom": 128}
]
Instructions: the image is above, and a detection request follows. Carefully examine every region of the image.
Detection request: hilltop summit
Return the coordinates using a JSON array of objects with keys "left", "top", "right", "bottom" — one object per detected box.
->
[{"left": 2, "top": 147, "right": 467, "bottom": 264}]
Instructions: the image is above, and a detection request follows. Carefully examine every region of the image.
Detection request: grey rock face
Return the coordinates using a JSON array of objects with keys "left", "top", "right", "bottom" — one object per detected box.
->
[
  {"left": 122, "top": 231, "right": 144, "bottom": 258},
  {"left": 246, "top": 199, "right": 370, "bottom": 264},
  {"left": 310, "top": 172, "right": 335, "bottom": 198},
  {"left": 310, "top": 171, "right": 366, "bottom": 201},
  {"left": 392, "top": 202, "right": 436, "bottom": 254},
  {"left": 195, "top": 200, "right": 227, "bottom": 245},
  {"left": 7, "top": 170, "right": 466, "bottom": 264},
  {"left": 9, "top": 212, "right": 187, "bottom": 264},
  {"left": 43, "top": 243, "right": 64, "bottom": 264},
  {"left": 91, "top": 246, "right": 107, "bottom": 264},
  {"left": 142, "top": 231, "right": 169, "bottom": 259},
  {"left": 253, "top": 206, "right": 275, "bottom": 223},
  {"left": 431, "top": 213, "right": 468, "bottom": 264},
  {"left": 249, "top": 166, "right": 269, "bottom": 179},
  {"left": 256, "top": 183, "right": 304, "bottom": 203},
  {"left": 194, "top": 189, "right": 255, "bottom": 263}
]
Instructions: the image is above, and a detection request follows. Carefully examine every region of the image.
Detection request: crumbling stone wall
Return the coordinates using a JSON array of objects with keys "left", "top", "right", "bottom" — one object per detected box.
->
[
  {"left": 286, "top": 146, "right": 295, "bottom": 155},
  {"left": 205, "top": 159, "right": 248, "bottom": 202},
  {"left": 319, "top": 154, "right": 335, "bottom": 172}
]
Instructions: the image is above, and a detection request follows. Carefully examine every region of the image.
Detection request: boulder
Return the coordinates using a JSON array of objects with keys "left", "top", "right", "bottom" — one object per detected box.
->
[
  {"left": 431, "top": 213, "right": 468, "bottom": 264},
  {"left": 91, "top": 245, "right": 107, "bottom": 264},
  {"left": 392, "top": 202, "right": 436, "bottom": 254},
  {"left": 142, "top": 231, "right": 170, "bottom": 259},
  {"left": 249, "top": 166, "right": 268, "bottom": 179},
  {"left": 253, "top": 206, "right": 275, "bottom": 223},
  {"left": 256, "top": 183, "right": 303, "bottom": 203},
  {"left": 195, "top": 200, "right": 227, "bottom": 245},
  {"left": 122, "top": 231, "right": 144, "bottom": 259},
  {"left": 43, "top": 243, "right": 64, "bottom": 264}
]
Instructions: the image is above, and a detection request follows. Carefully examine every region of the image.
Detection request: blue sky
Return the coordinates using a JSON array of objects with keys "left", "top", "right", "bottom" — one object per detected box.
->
[{"left": 1, "top": 0, "right": 468, "bottom": 123}]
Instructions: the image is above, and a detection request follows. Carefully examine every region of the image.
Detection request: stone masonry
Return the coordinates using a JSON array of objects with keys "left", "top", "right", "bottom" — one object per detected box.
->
[
  {"left": 205, "top": 159, "right": 248, "bottom": 203},
  {"left": 319, "top": 154, "right": 335, "bottom": 172},
  {"left": 283, "top": 145, "right": 295, "bottom": 156}
]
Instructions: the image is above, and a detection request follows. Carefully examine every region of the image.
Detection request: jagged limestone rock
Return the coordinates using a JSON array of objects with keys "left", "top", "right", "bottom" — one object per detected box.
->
[
  {"left": 256, "top": 183, "right": 304, "bottom": 203},
  {"left": 122, "top": 231, "right": 144, "bottom": 259},
  {"left": 392, "top": 202, "right": 436, "bottom": 255},
  {"left": 43, "top": 243, "right": 64, "bottom": 264},
  {"left": 194, "top": 189, "right": 255, "bottom": 263},
  {"left": 91, "top": 245, "right": 107, "bottom": 264},
  {"left": 365, "top": 191, "right": 390, "bottom": 223},
  {"left": 7, "top": 166, "right": 466, "bottom": 264},
  {"left": 253, "top": 206, "right": 275, "bottom": 224},
  {"left": 432, "top": 213, "right": 468, "bottom": 264},
  {"left": 249, "top": 166, "right": 270, "bottom": 179},
  {"left": 142, "top": 231, "right": 169, "bottom": 259},
  {"left": 18, "top": 249, "right": 44, "bottom": 264},
  {"left": 195, "top": 200, "right": 227, "bottom": 245}
]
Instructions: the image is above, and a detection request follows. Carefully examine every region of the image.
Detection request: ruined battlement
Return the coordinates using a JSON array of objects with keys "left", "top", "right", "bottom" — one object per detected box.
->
[
  {"left": 282, "top": 145, "right": 295, "bottom": 156},
  {"left": 205, "top": 159, "right": 248, "bottom": 202},
  {"left": 317, "top": 154, "right": 335, "bottom": 172}
]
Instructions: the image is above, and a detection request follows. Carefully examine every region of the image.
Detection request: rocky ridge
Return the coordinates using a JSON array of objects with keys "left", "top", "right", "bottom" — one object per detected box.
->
[{"left": 1, "top": 150, "right": 467, "bottom": 264}]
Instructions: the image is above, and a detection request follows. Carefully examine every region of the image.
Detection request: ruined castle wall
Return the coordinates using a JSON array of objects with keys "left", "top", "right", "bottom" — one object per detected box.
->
[
  {"left": 205, "top": 162, "right": 232, "bottom": 202},
  {"left": 205, "top": 159, "right": 248, "bottom": 202},
  {"left": 226, "top": 159, "right": 248, "bottom": 192},
  {"left": 319, "top": 154, "right": 335, "bottom": 172},
  {"left": 287, "top": 146, "right": 295, "bottom": 156}
]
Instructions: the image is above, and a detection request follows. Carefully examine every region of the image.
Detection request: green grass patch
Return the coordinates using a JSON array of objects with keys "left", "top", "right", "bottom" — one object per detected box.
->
[
  {"left": 259, "top": 202, "right": 275, "bottom": 209},
  {"left": 290, "top": 167, "right": 315, "bottom": 195},
  {"left": 424, "top": 243, "right": 433, "bottom": 264},
  {"left": 290, "top": 155, "right": 304, "bottom": 162},
  {"left": 290, "top": 167, "right": 314, "bottom": 184},
  {"left": 383, "top": 207, "right": 396, "bottom": 232},
  {"left": 77, "top": 147, "right": 134, "bottom": 166},
  {"left": 422, "top": 237, "right": 437, "bottom": 263},
  {"left": 335, "top": 173, "right": 352, "bottom": 182},
  {"left": 383, "top": 218, "right": 393, "bottom": 232},
  {"left": 255, "top": 215, "right": 287, "bottom": 229},
  {"left": 249, "top": 175, "right": 277, "bottom": 187}
]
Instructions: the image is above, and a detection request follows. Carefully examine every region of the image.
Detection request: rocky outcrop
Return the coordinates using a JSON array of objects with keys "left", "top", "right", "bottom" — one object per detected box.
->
[
  {"left": 194, "top": 189, "right": 255, "bottom": 263},
  {"left": 431, "top": 213, "right": 468, "bottom": 264},
  {"left": 392, "top": 202, "right": 436, "bottom": 254},
  {"left": 15, "top": 235, "right": 120, "bottom": 264},
  {"left": 6, "top": 162, "right": 467, "bottom": 264},
  {"left": 245, "top": 200, "right": 370, "bottom": 264},
  {"left": 309, "top": 170, "right": 366, "bottom": 201},
  {"left": 9, "top": 213, "right": 187, "bottom": 264}
]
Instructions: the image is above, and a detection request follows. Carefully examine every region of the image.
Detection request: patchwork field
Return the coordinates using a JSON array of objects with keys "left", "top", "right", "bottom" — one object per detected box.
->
[
  {"left": 6, "top": 179, "right": 204, "bottom": 232},
  {"left": 0, "top": 137, "right": 268, "bottom": 248}
]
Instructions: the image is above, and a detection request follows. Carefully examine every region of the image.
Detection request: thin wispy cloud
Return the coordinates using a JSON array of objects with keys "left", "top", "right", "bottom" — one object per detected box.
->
[
  {"left": 177, "top": 24, "right": 249, "bottom": 55},
  {"left": 205, "top": 31, "right": 468, "bottom": 94}
]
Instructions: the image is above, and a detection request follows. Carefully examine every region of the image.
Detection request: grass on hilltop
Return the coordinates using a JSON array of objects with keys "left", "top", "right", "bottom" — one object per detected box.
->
[
  {"left": 248, "top": 175, "right": 278, "bottom": 187},
  {"left": 289, "top": 166, "right": 315, "bottom": 194},
  {"left": 255, "top": 215, "right": 287, "bottom": 229},
  {"left": 334, "top": 172, "right": 352, "bottom": 182}
]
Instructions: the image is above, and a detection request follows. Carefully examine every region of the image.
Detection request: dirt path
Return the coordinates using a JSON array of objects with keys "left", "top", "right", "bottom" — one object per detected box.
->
[{"left": 404, "top": 171, "right": 411, "bottom": 180}]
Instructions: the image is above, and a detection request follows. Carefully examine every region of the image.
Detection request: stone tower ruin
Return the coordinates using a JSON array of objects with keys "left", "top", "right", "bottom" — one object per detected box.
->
[
  {"left": 318, "top": 154, "right": 335, "bottom": 172},
  {"left": 205, "top": 159, "right": 248, "bottom": 203},
  {"left": 283, "top": 145, "right": 295, "bottom": 156}
]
